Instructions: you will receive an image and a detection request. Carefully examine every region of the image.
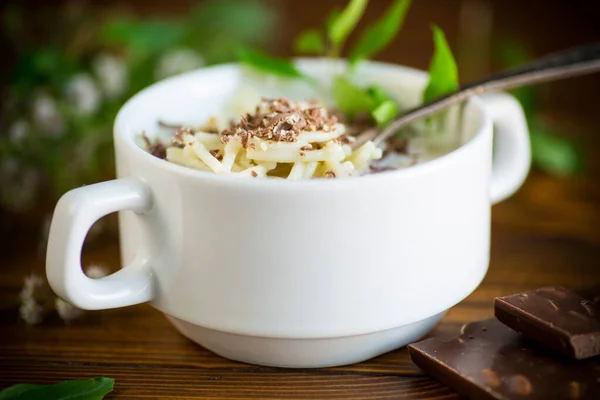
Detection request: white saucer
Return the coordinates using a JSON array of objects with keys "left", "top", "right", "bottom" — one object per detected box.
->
[{"left": 167, "top": 312, "right": 444, "bottom": 368}]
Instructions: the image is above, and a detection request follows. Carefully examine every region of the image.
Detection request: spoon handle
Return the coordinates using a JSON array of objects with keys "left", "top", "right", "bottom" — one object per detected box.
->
[{"left": 374, "top": 42, "right": 600, "bottom": 146}]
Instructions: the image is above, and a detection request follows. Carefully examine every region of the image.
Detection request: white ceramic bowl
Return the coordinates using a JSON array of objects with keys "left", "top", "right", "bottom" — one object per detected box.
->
[{"left": 46, "top": 59, "right": 530, "bottom": 368}]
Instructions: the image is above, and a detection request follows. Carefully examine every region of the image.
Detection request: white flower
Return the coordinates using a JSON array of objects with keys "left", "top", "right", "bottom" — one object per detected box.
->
[
  {"left": 55, "top": 298, "right": 84, "bottom": 322},
  {"left": 32, "top": 92, "right": 64, "bottom": 137},
  {"left": 20, "top": 298, "right": 44, "bottom": 325},
  {"left": 85, "top": 264, "right": 109, "bottom": 279},
  {"left": 93, "top": 53, "right": 128, "bottom": 99},
  {"left": 19, "top": 274, "right": 45, "bottom": 325},
  {"left": 19, "top": 274, "right": 44, "bottom": 303},
  {"left": 155, "top": 48, "right": 205, "bottom": 81},
  {"left": 9, "top": 120, "right": 29, "bottom": 143},
  {"left": 66, "top": 73, "right": 101, "bottom": 115}
]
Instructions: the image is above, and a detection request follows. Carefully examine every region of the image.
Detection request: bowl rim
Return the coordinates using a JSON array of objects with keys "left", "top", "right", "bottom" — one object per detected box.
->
[{"left": 113, "top": 57, "right": 492, "bottom": 190}]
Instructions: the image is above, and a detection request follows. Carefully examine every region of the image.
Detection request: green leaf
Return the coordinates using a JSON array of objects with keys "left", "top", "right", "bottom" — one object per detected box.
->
[
  {"left": 294, "top": 29, "right": 326, "bottom": 55},
  {"left": 0, "top": 377, "right": 114, "bottom": 400},
  {"left": 372, "top": 100, "right": 399, "bottom": 125},
  {"left": 366, "top": 85, "right": 400, "bottom": 125},
  {"left": 237, "top": 47, "right": 305, "bottom": 79},
  {"left": 99, "top": 18, "right": 186, "bottom": 57},
  {"left": 331, "top": 75, "right": 375, "bottom": 118},
  {"left": 349, "top": 0, "right": 412, "bottom": 65},
  {"left": 530, "top": 129, "right": 582, "bottom": 177},
  {"left": 423, "top": 25, "right": 459, "bottom": 103},
  {"left": 366, "top": 84, "right": 392, "bottom": 105},
  {"left": 327, "top": 0, "right": 368, "bottom": 53},
  {"left": 325, "top": 8, "right": 342, "bottom": 32},
  {"left": 12, "top": 48, "right": 77, "bottom": 89}
]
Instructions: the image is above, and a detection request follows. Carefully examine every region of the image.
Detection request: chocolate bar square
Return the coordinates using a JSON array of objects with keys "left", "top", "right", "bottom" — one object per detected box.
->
[
  {"left": 495, "top": 286, "right": 600, "bottom": 360},
  {"left": 408, "top": 318, "right": 600, "bottom": 400}
]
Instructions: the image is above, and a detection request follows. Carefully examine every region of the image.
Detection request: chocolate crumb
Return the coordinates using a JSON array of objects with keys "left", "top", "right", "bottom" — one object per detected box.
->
[
  {"left": 325, "top": 171, "right": 336, "bottom": 178},
  {"left": 173, "top": 127, "right": 193, "bottom": 146},
  {"left": 369, "top": 165, "right": 395, "bottom": 174},
  {"left": 222, "top": 98, "right": 338, "bottom": 145},
  {"left": 336, "top": 135, "right": 353, "bottom": 145},
  {"left": 251, "top": 170, "right": 258, "bottom": 177},
  {"left": 240, "top": 131, "right": 250, "bottom": 148},
  {"left": 158, "top": 120, "right": 182, "bottom": 129},
  {"left": 299, "top": 151, "right": 305, "bottom": 156},
  {"left": 300, "top": 145, "right": 313, "bottom": 151},
  {"left": 383, "top": 136, "right": 409, "bottom": 157},
  {"left": 209, "top": 150, "right": 223, "bottom": 161},
  {"left": 142, "top": 132, "right": 167, "bottom": 159}
]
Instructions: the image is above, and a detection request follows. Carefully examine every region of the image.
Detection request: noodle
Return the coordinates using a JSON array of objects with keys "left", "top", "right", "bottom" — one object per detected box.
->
[{"left": 152, "top": 98, "right": 383, "bottom": 179}]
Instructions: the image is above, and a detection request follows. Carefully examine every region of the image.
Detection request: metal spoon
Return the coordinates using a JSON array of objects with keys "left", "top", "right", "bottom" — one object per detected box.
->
[{"left": 353, "top": 42, "right": 600, "bottom": 148}]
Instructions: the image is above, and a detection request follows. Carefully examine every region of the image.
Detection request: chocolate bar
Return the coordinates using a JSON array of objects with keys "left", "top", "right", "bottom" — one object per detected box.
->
[
  {"left": 495, "top": 286, "right": 600, "bottom": 360},
  {"left": 408, "top": 318, "right": 600, "bottom": 400}
]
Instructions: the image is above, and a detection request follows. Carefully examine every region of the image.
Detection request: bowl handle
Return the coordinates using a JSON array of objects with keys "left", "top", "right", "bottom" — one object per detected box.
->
[
  {"left": 481, "top": 92, "right": 532, "bottom": 204},
  {"left": 46, "top": 178, "right": 155, "bottom": 310}
]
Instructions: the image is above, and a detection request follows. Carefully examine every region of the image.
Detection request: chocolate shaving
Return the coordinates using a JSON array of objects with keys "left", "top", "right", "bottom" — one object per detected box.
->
[
  {"left": 173, "top": 127, "right": 194, "bottom": 147},
  {"left": 209, "top": 150, "right": 223, "bottom": 161},
  {"left": 383, "top": 136, "right": 409, "bottom": 157},
  {"left": 141, "top": 132, "right": 167, "bottom": 159},
  {"left": 369, "top": 165, "right": 395, "bottom": 174},
  {"left": 222, "top": 98, "right": 338, "bottom": 148},
  {"left": 158, "top": 120, "right": 182, "bottom": 129},
  {"left": 333, "top": 135, "right": 354, "bottom": 145}
]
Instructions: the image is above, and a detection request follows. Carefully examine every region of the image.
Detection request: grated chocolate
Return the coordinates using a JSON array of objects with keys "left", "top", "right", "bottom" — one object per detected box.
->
[
  {"left": 222, "top": 98, "right": 339, "bottom": 147},
  {"left": 142, "top": 132, "right": 167, "bottom": 159}
]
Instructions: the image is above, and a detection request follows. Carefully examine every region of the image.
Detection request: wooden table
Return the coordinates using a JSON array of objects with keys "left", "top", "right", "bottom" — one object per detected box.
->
[{"left": 1, "top": 114, "right": 599, "bottom": 399}]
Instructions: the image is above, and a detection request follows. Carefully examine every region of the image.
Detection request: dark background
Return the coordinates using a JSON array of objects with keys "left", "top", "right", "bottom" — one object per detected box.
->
[{"left": 2, "top": 0, "right": 599, "bottom": 113}]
